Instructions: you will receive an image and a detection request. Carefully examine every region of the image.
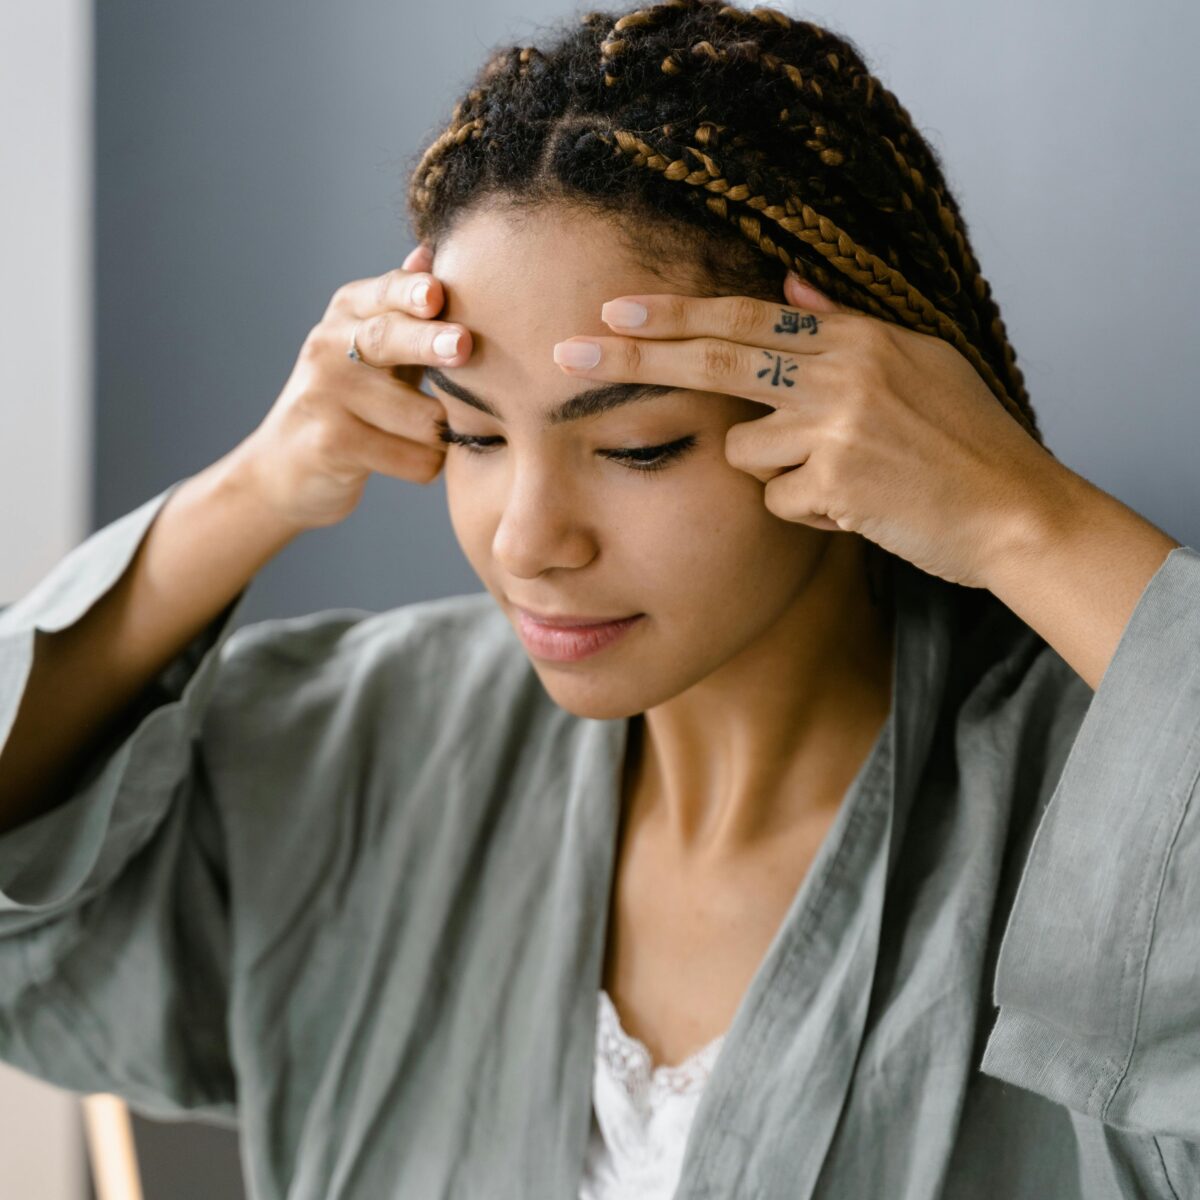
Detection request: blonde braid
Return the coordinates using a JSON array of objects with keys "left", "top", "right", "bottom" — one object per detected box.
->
[
  {"left": 654, "top": 31, "right": 1032, "bottom": 416},
  {"left": 598, "top": 0, "right": 692, "bottom": 87},
  {"left": 667, "top": 2, "right": 1031, "bottom": 415},
  {"left": 410, "top": 46, "right": 543, "bottom": 217}
]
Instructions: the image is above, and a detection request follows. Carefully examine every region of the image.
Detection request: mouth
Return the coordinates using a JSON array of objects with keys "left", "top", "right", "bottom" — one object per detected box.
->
[
  {"left": 512, "top": 606, "right": 645, "bottom": 662},
  {"left": 512, "top": 605, "right": 640, "bottom": 628}
]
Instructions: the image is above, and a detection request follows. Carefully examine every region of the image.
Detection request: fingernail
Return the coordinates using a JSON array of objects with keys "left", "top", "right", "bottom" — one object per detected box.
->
[
  {"left": 433, "top": 330, "right": 461, "bottom": 358},
  {"left": 553, "top": 340, "right": 601, "bottom": 368},
  {"left": 601, "top": 299, "right": 647, "bottom": 328},
  {"left": 412, "top": 279, "right": 431, "bottom": 307}
]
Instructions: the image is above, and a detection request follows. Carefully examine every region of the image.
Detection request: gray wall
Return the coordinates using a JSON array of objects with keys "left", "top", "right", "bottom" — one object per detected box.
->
[
  {"left": 2, "top": 9, "right": 91, "bottom": 1199},
  {"left": 93, "top": 0, "right": 1200, "bottom": 1193}
]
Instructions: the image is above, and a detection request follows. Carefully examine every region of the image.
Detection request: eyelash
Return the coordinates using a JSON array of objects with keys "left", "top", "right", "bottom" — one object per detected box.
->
[{"left": 432, "top": 419, "right": 696, "bottom": 475}]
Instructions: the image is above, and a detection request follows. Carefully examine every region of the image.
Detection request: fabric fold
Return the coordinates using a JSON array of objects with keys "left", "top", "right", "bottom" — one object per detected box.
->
[
  {"left": 0, "top": 479, "right": 251, "bottom": 1122},
  {"left": 982, "top": 544, "right": 1200, "bottom": 1142}
]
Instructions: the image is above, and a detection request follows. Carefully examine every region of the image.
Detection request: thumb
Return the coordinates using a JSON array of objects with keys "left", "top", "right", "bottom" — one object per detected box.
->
[{"left": 783, "top": 270, "right": 842, "bottom": 313}]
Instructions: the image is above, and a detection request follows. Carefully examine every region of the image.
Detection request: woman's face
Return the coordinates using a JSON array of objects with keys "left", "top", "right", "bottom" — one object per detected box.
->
[{"left": 427, "top": 203, "right": 833, "bottom": 721}]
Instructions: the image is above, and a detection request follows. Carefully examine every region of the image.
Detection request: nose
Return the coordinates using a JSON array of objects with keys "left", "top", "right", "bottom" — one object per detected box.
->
[{"left": 491, "top": 459, "right": 597, "bottom": 580}]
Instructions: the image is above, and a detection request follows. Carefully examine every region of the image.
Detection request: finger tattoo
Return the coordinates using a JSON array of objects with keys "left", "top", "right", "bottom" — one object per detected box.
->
[
  {"left": 773, "top": 309, "right": 822, "bottom": 336},
  {"left": 757, "top": 351, "right": 798, "bottom": 388}
]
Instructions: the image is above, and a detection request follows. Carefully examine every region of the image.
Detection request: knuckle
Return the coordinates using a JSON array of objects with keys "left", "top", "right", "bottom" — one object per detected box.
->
[
  {"left": 299, "top": 326, "right": 328, "bottom": 363},
  {"left": 375, "top": 268, "right": 401, "bottom": 309},
  {"left": 362, "top": 313, "right": 390, "bottom": 362},
  {"left": 821, "top": 417, "right": 860, "bottom": 471},
  {"left": 823, "top": 420, "right": 855, "bottom": 459},
  {"left": 627, "top": 338, "right": 646, "bottom": 371},
  {"left": 725, "top": 295, "right": 763, "bottom": 342},
  {"left": 828, "top": 411, "right": 858, "bottom": 444},
  {"left": 845, "top": 374, "right": 877, "bottom": 414},
  {"left": 853, "top": 316, "right": 891, "bottom": 351},
  {"left": 664, "top": 293, "right": 690, "bottom": 327},
  {"left": 701, "top": 336, "right": 741, "bottom": 379}
]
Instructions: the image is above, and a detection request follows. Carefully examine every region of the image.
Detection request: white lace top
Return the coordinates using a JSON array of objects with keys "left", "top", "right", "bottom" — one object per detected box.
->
[{"left": 579, "top": 989, "right": 728, "bottom": 1198}]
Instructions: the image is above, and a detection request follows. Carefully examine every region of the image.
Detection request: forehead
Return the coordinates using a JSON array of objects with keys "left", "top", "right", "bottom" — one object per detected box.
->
[
  {"left": 429, "top": 203, "right": 689, "bottom": 331},
  {"left": 425, "top": 203, "right": 705, "bottom": 424}
]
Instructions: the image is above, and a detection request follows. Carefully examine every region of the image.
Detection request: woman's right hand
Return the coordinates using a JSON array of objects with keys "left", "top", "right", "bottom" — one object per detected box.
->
[{"left": 234, "top": 244, "right": 470, "bottom": 531}]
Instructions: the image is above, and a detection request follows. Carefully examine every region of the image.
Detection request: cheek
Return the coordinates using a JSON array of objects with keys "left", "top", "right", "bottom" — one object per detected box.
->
[
  {"left": 441, "top": 451, "right": 815, "bottom": 600},
  {"left": 443, "top": 463, "right": 493, "bottom": 567},
  {"left": 616, "top": 476, "right": 817, "bottom": 665}
]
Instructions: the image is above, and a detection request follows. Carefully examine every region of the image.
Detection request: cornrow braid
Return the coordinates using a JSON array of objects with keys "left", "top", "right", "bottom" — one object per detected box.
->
[
  {"left": 650, "top": 41, "right": 991, "bottom": 353},
  {"left": 640, "top": 19, "right": 1030, "bottom": 412},
  {"left": 651, "top": 2, "right": 1031, "bottom": 411},
  {"left": 408, "top": 42, "right": 551, "bottom": 215}
]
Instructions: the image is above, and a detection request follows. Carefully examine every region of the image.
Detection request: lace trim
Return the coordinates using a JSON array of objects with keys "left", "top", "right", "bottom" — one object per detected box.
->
[{"left": 596, "top": 988, "right": 727, "bottom": 1105}]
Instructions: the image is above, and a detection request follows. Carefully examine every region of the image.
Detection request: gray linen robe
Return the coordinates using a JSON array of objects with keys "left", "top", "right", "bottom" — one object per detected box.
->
[{"left": 1, "top": 479, "right": 1198, "bottom": 1199}]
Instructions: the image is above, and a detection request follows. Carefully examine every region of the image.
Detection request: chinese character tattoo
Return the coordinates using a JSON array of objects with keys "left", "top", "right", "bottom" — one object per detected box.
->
[
  {"left": 756, "top": 351, "right": 798, "bottom": 388},
  {"left": 773, "top": 309, "right": 821, "bottom": 335}
]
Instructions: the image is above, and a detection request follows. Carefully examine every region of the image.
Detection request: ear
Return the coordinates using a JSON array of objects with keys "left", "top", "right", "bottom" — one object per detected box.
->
[{"left": 783, "top": 270, "right": 845, "bottom": 314}]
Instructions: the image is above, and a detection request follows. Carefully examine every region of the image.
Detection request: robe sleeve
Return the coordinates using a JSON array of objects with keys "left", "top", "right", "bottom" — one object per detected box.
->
[
  {"left": 980, "top": 542, "right": 1200, "bottom": 1143},
  {"left": 0, "top": 481, "right": 251, "bottom": 1126}
]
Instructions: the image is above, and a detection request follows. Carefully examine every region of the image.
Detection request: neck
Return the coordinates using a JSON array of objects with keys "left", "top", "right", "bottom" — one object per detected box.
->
[{"left": 621, "top": 536, "right": 894, "bottom": 866}]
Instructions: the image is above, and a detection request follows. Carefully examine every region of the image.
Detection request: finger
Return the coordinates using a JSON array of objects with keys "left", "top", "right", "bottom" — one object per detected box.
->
[
  {"left": 724, "top": 409, "right": 814, "bottom": 482},
  {"left": 343, "top": 377, "right": 447, "bottom": 448},
  {"left": 782, "top": 272, "right": 845, "bottom": 314},
  {"left": 762, "top": 465, "right": 844, "bottom": 532},
  {"left": 342, "top": 410, "right": 446, "bottom": 484},
  {"left": 332, "top": 266, "right": 444, "bottom": 322},
  {"left": 402, "top": 244, "right": 433, "bottom": 272},
  {"left": 552, "top": 332, "right": 816, "bottom": 412},
  {"left": 348, "top": 310, "right": 472, "bottom": 370},
  {"left": 599, "top": 290, "right": 844, "bottom": 354}
]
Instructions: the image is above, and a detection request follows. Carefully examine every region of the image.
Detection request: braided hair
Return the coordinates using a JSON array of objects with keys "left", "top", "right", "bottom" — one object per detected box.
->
[{"left": 404, "top": 0, "right": 1046, "bottom": 608}]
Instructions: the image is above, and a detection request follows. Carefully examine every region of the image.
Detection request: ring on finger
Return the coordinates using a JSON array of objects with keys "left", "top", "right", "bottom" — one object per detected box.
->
[{"left": 348, "top": 321, "right": 367, "bottom": 365}]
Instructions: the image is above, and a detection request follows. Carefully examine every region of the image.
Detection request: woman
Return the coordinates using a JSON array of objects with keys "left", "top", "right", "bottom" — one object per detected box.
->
[{"left": 1, "top": 2, "right": 1196, "bottom": 1196}]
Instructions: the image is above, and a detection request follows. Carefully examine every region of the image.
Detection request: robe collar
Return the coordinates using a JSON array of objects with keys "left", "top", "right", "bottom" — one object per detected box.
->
[{"left": 521, "top": 556, "right": 961, "bottom": 1198}]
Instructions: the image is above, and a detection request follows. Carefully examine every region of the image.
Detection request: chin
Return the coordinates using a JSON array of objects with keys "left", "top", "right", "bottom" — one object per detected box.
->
[
  {"left": 529, "top": 659, "right": 695, "bottom": 722},
  {"left": 556, "top": 696, "right": 643, "bottom": 722},
  {"left": 527, "top": 668, "right": 653, "bottom": 722}
]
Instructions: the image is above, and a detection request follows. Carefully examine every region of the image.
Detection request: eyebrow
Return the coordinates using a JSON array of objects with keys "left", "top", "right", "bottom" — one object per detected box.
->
[{"left": 422, "top": 366, "right": 682, "bottom": 427}]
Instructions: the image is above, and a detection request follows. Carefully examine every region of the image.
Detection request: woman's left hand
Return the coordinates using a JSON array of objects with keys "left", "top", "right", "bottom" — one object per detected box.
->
[{"left": 553, "top": 273, "right": 1081, "bottom": 590}]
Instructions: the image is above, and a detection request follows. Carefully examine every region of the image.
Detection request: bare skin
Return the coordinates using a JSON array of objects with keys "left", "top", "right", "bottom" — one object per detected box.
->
[
  {"left": 428, "top": 201, "right": 895, "bottom": 1070},
  {"left": 602, "top": 539, "right": 893, "bottom": 1069}
]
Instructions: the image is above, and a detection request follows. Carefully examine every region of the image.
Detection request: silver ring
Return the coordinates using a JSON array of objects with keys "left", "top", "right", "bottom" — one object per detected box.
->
[{"left": 347, "top": 322, "right": 366, "bottom": 365}]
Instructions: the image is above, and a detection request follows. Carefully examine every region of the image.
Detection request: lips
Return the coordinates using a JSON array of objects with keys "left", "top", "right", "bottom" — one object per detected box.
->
[
  {"left": 513, "top": 608, "right": 645, "bottom": 662},
  {"left": 512, "top": 606, "right": 640, "bottom": 628}
]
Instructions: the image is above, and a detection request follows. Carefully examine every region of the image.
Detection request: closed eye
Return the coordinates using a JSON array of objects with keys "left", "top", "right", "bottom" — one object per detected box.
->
[{"left": 433, "top": 419, "right": 696, "bottom": 476}]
